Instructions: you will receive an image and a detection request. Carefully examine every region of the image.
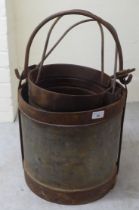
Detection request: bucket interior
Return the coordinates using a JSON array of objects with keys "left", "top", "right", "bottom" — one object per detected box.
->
[
  {"left": 38, "top": 77, "right": 106, "bottom": 95},
  {"left": 22, "top": 82, "right": 123, "bottom": 111},
  {"left": 27, "top": 64, "right": 123, "bottom": 111},
  {"left": 29, "top": 64, "right": 112, "bottom": 96}
]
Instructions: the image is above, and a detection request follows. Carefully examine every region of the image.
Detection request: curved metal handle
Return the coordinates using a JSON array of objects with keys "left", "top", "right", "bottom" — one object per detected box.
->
[
  {"left": 35, "top": 18, "right": 105, "bottom": 83},
  {"left": 23, "top": 9, "right": 123, "bottom": 79}
]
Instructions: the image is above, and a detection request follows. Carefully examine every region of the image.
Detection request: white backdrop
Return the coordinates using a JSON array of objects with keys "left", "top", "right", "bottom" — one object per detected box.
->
[{"left": 13, "top": 0, "right": 139, "bottom": 102}]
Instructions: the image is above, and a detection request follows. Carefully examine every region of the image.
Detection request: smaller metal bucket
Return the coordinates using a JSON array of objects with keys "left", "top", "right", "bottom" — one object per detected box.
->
[
  {"left": 15, "top": 9, "right": 134, "bottom": 112},
  {"left": 28, "top": 64, "right": 113, "bottom": 111}
]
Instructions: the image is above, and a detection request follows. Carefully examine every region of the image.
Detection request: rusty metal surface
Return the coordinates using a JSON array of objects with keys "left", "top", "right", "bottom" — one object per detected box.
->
[
  {"left": 27, "top": 65, "right": 134, "bottom": 112},
  {"left": 22, "top": 10, "right": 133, "bottom": 112},
  {"left": 24, "top": 167, "right": 117, "bottom": 205},
  {"left": 28, "top": 64, "right": 112, "bottom": 111},
  {"left": 22, "top": 9, "right": 124, "bottom": 79},
  {"left": 19, "top": 83, "right": 126, "bottom": 125},
  {"left": 21, "top": 112, "right": 121, "bottom": 190},
  {"left": 14, "top": 9, "right": 134, "bottom": 113},
  {"left": 15, "top": 10, "right": 133, "bottom": 112},
  {"left": 16, "top": 9, "right": 135, "bottom": 204},
  {"left": 18, "top": 82, "right": 127, "bottom": 204},
  {"left": 116, "top": 88, "right": 127, "bottom": 173}
]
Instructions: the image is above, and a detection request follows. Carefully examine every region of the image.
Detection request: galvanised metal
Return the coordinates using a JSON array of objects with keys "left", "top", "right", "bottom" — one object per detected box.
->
[{"left": 18, "top": 82, "right": 127, "bottom": 204}]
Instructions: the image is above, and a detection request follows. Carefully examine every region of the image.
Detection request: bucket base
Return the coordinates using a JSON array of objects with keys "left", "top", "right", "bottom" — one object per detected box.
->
[{"left": 24, "top": 168, "right": 117, "bottom": 205}]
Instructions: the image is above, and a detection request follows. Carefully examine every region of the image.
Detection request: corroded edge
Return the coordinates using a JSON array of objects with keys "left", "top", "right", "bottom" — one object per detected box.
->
[{"left": 24, "top": 167, "right": 117, "bottom": 205}]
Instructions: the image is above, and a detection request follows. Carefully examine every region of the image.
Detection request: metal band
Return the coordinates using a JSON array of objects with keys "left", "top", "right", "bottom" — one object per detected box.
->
[
  {"left": 18, "top": 83, "right": 127, "bottom": 126},
  {"left": 24, "top": 165, "right": 117, "bottom": 205}
]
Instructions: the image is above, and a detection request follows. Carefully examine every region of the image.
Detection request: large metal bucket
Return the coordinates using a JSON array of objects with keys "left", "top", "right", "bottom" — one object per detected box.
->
[
  {"left": 18, "top": 82, "right": 126, "bottom": 204},
  {"left": 16, "top": 9, "right": 135, "bottom": 205},
  {"left": 15, "top": 10, "right": 134, "bottom": 112}
]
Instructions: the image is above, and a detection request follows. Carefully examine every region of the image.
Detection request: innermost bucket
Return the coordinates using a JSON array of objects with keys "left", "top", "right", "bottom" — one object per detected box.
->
[
  {"left": 28, "top": 64, "right": 113, "bottom": 111},
  {"left": 47, "top": 86, "right": 95, "bottom": 95},
  {"left": 38, "top": 76, "right": 106, "bottom": 95}
]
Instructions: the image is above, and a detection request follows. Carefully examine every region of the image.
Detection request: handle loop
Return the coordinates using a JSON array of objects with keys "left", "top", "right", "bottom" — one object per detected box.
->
[
  {"left": 23, "top": 9, "right": 123, "bottom": 79},
  {"left": 35, "top": 18, "right": 105, "bottom": 83},
  {"left": 36, "top": 16, "right": 62, "bottom": 83}
]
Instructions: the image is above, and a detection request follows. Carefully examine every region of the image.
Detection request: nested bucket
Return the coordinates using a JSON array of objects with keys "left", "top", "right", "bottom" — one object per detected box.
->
[
  {"left": 16, "top": 9, "right": 133, "bottom": 112},
  {"left": 17, "top": 9, "right": 135, "bottom": 205}
]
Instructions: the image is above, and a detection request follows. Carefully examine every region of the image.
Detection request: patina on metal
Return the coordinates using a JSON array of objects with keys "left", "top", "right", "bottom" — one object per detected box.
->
[
  {"left": 16, "top": 9, "right": 135, "bottom": 205},
  {"left": 18, "top": 82, "right": 126, "bottom": 204}
]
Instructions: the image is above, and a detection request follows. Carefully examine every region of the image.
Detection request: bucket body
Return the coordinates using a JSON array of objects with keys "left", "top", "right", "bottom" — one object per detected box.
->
[{"left": 18, "top": 83, "right": 127, "bottom": 204}]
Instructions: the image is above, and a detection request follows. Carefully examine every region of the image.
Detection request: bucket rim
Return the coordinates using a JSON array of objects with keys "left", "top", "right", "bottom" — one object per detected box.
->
[
  {"left": 28, "top": 63, "right": 112, "bottom": 97},
  {"left": 18, "top": 83, "right": 126, "bottom": 126}
]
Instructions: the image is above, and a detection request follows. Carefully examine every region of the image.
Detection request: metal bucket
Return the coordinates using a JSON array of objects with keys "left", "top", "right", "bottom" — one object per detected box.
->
[
  {"left": 15, "top": 9, "right": 134, "bottom": 112},
  {"left": 28, "top": 64, "right": 115, "bottom": 111},
  {"left": 18, "top": 82, "right": 126, "bottom": 204},
  {"left": 16, "top": 9, "right": 135, "bottom": 205}
]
